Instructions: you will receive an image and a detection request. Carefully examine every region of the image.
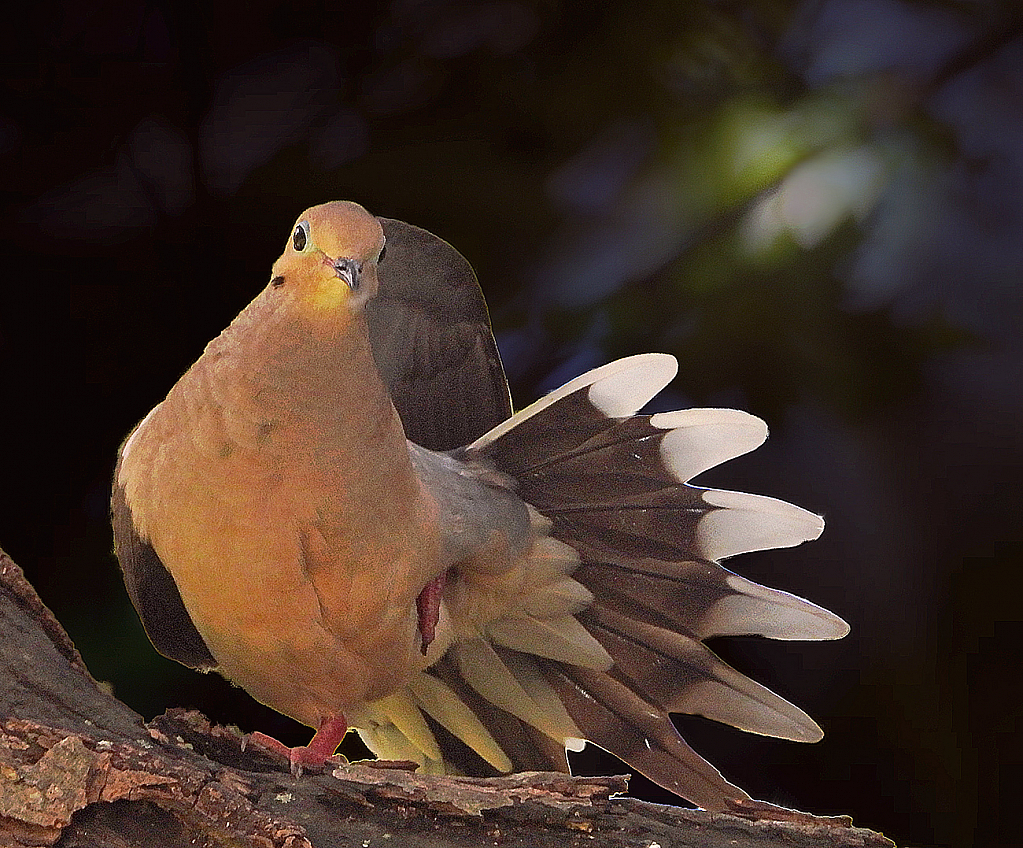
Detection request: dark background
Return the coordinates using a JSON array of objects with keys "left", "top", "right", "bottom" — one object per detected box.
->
[{"left": 2, "top": 2, "right": 1021, "bottom": 846}]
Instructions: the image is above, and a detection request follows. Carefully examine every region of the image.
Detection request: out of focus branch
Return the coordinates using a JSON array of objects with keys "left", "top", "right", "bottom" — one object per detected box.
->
[{"left": 926, "top": 13, "right": 1023, "bottom": 95}]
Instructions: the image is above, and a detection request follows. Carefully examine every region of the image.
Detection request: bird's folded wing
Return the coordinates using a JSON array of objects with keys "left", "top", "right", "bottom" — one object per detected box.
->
[
  {"left": 369, "top": 218, "right": 511, "bottom": 452},
  {"left": 111, "top": 455, "right": 217, "bottom": 670}
]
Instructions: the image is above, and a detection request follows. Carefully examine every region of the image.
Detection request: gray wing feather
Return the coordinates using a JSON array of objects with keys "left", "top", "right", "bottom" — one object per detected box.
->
[
  {"left": 369, "top": 218, "right": 511, "bottom": 451},
  {"left": 111, "top": 454, "right": 216, "bottom": 670}
]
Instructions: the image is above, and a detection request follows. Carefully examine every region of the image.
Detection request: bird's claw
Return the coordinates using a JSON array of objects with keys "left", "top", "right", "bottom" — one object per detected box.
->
[
  {"left": 243, "top": 731, "right": 328, "bottom": 776},
  {"left": 242, "top": 715, "right": 350, "bottom": 777}
]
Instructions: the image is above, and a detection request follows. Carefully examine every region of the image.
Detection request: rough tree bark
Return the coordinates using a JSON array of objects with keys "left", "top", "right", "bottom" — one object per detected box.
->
[{"left": 0, "top": 548, "right": 895, "bottom": 848}]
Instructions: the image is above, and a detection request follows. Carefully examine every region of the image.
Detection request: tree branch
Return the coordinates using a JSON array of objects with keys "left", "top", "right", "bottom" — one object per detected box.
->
[{"left": 1, "top": 548, "right": 895, "bottom": 847}]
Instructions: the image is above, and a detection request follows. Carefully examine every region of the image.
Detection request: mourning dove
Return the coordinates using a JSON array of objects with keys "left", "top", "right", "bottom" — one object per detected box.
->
[{"left": 112, "top": 200, "right": 848, "bottom": 810}]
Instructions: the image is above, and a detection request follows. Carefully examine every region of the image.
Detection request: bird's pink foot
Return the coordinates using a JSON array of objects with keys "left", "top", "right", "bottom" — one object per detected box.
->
[
  {"left": 244, "top": 715, "right": 348, "bottom": 776},
  {"left": 416, "top": 570, "right": 448, "bottom": 655}
]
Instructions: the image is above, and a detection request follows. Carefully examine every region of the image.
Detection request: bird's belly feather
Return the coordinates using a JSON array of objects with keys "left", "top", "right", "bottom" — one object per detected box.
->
[{"left": 129, "top": 406, "right": 439, "bottom": 726}]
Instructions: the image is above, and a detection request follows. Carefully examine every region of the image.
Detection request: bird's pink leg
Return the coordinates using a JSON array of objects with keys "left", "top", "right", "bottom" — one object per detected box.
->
[
  {"left": 246, "top": 715, "right": 348, "bottom": 775},
  {"left": 416, "top": 570, "right": 447, "bottom": 655}
]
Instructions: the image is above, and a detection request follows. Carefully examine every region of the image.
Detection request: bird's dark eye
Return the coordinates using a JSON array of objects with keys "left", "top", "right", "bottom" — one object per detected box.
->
[
  {"left": 377, "top": 243, "right": 386, "bottom": 263},
  {"left": 292, "top": 222, "right": 309, "bottom": 251},
  {"left": 270, "top": 275, "right": 285, "bottom": 288}
]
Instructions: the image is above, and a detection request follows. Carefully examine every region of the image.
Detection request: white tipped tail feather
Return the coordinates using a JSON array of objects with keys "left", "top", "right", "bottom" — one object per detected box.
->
[
  {"left": 469, "top": 353, "right": 678, "bottom": 449},
  {"left": 357, "top": 354, "right": 847, "bottom": 810}
]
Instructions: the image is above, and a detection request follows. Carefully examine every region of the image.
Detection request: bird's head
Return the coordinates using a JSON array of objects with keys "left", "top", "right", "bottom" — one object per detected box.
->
[{"left": 269, "top": 201, "right": 386, "bottom": 320}]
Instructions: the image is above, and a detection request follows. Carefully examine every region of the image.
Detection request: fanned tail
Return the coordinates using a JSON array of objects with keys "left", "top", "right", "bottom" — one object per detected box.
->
[{"left": 356, "top": 354, "right": 848, "bottom": 810}]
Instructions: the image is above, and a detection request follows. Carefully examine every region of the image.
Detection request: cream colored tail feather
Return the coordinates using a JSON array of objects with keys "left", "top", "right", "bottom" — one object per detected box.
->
[{"left": 353, "top": 354, "right": 847, "bottom": 810}]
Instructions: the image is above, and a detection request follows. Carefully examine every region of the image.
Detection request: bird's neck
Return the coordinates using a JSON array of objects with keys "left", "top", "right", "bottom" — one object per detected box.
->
[{"left": 193, "top": 303, "right": 407, "bottom": 465}]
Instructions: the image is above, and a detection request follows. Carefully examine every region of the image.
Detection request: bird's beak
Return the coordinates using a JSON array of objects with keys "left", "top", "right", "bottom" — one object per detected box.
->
[{"left": 325, "top": 255, "right": 361, "bottom": 292}]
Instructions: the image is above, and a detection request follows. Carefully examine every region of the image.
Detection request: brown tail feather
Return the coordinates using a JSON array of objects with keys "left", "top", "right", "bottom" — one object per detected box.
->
[
  {"left": 465, "top": 355, "right": 846, "bottom": 807},
  {"left": 359, "top": 355, "right": 846, "bottom": 810}
]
